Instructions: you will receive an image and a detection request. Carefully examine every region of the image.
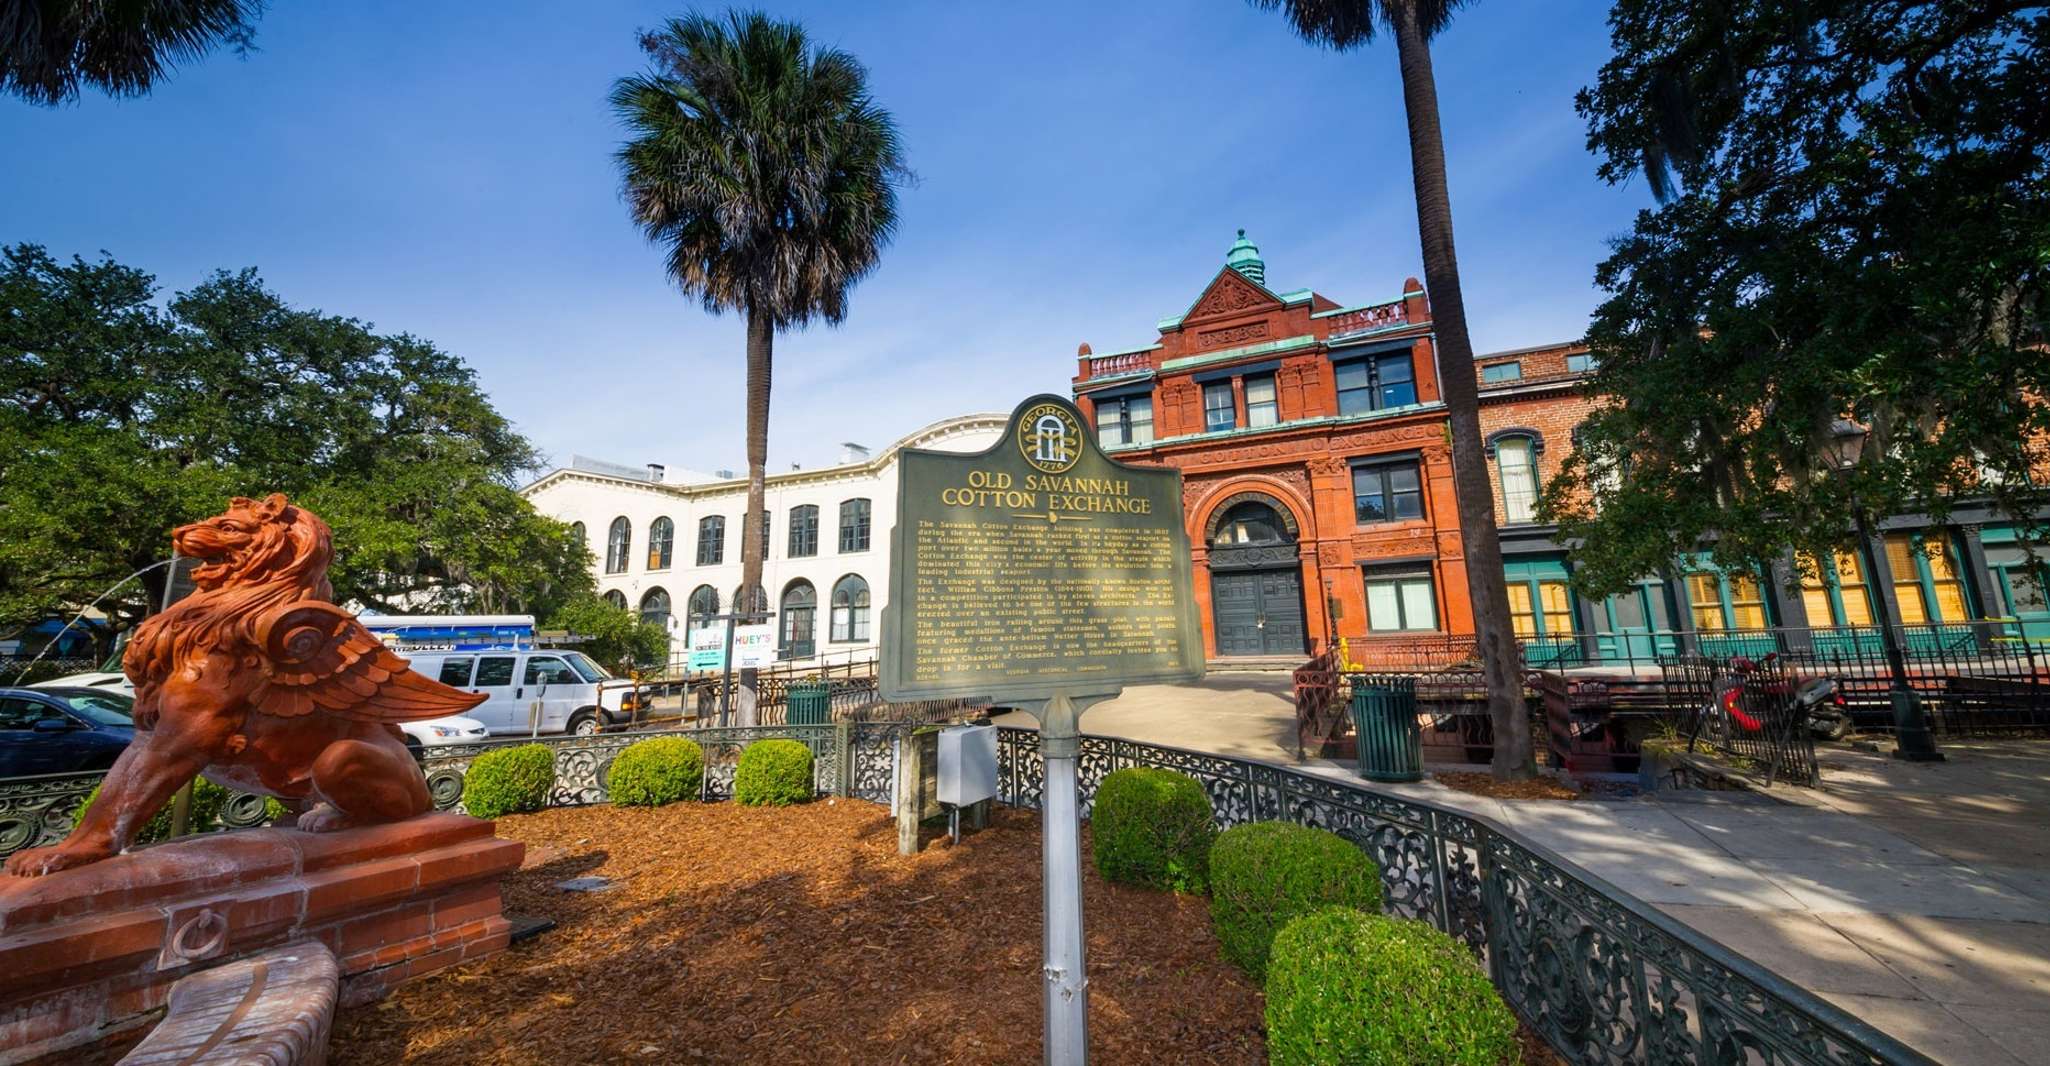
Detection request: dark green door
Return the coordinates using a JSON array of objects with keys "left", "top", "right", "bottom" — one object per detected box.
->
[{"left": 1212, "top": 568, "right": 1306, "bottom": 656}]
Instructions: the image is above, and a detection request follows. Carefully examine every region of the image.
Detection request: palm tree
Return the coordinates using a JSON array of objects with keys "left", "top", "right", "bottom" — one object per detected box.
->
[
  {"left": 1, "top": 0, "right": 263, "bottom": 105},
  {"left": 1252, "top": 0, "right": 1533, "bottom": 780},
  {"left": 613, "top": 10, "right": 906, "bottom": 723}
]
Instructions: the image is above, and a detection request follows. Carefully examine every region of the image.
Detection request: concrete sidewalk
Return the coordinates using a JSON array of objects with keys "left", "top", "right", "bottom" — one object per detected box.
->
[{"left": 998, "top": 675, "right": 2050, "bottom": 1065}]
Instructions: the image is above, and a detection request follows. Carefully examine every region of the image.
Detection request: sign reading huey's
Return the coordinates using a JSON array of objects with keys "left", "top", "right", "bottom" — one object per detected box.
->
[{"left": 880, "top": 394, "right": 1204, "bottom": 703}]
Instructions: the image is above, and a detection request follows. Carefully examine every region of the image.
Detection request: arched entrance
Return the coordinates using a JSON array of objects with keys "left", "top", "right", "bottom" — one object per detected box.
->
[{"left": 1205, "top": 496, "right": 1308, "bottom": 657}]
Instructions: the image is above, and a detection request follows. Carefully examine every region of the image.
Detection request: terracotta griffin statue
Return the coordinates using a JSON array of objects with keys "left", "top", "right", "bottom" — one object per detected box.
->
[{"left": 3, "top": 494, "right": 488, "bottom": 877}]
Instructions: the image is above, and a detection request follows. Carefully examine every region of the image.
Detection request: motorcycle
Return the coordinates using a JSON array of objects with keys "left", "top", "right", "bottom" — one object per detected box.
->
[{"left": 1691, "top": 654, "right": 1850, "bottom": 747}]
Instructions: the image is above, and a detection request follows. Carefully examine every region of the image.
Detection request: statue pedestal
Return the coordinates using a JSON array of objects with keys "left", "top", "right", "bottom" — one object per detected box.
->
[{"left": 0, "top": 813, "right": 523, "bottom": 1063}]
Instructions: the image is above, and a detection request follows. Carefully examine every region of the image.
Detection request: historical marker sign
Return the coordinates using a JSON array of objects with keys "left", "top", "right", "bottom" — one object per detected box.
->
[{"left": 880, "top": 394, "right": 1204, "bottom": 704}]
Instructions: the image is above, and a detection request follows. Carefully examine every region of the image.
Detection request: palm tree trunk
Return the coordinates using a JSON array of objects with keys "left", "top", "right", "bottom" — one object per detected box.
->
[
  {"left": 738, "top": 306, "right": 774, "bottom": 727},
  {"left": 1390, "top": 2, "right": 1534, "bottom": 780}
]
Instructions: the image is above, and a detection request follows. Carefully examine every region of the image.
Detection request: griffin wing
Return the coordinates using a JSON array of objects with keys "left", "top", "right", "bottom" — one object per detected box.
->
[{"left": 250, "top": 602, "right": 488, "bottom": 723}]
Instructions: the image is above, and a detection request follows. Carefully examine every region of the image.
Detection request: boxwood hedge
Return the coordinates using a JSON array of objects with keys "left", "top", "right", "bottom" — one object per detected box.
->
[
  {"left": 1090, "top": 767, "right": 1215, "bottom": 893},
  {"left": 1208, "top": 820, "right": 1383, "bottom": 980}
]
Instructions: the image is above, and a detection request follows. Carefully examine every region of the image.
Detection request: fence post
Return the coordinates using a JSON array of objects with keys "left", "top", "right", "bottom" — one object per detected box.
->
[
  {"left": 893, "top": 727, "right": 923, "bottom": 855},
  {"left": 833, "top": 720, "right": 853, "bottom": 798}
]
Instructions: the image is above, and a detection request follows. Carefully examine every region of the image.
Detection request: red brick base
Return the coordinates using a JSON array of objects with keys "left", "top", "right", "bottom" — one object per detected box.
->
[{"left": 0, "top": 813, "right": 522, "bottom": 1064}]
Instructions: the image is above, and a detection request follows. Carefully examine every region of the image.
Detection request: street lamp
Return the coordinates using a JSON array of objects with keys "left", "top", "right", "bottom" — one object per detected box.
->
[{"left": 1825, "top": 420, "right": 1944, "bottom": 761}]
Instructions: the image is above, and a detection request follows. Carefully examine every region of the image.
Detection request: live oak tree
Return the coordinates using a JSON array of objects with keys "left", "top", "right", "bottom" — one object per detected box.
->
[
  {"left": 1253, "top": 0, "right": 1536, "bottom": 780},
  {"left": 612, "top": 10, "right": 906, "bottom": 723},
  {"left": 0, "top": 0, "right": 262, "bottom": 105},
  {"left": 1551, "top": 2, "right": 2050, "bottom": 597},
  {"left": 0, "top": 244, "right": 593, "bottom": 638}
]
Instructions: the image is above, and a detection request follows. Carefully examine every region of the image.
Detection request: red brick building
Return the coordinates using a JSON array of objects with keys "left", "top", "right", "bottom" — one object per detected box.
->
[
  {"left": 1073, "top": 232, "right": 1479, "bottom": 661},
  {"left": 1076, "top": 233, "right": 2050, "bottom": 666}
]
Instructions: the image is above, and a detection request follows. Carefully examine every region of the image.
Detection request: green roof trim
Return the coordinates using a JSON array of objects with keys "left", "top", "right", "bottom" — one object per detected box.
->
[
  {"left": 1277, "top": 288, "right": 1313, "bottom": 305},
  {"left": 1156, "top": 315, "right": 1184, "bottom": 331},
  {"left": 1074, "top": 368, "right": 1156, "bottom": 392},
  {"left": 1160, "top": 333, "right": 1317, "bottom": 372}
]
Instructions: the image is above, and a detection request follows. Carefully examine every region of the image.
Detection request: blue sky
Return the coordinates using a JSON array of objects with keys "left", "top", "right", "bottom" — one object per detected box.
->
[{"left": 1, "top": 1, "right": 1649, "bottom": 476}]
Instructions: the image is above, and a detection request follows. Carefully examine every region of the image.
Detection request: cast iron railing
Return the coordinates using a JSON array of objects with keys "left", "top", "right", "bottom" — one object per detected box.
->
[{"left": 992, "top": 727, "right": 1930, "bottom": 1066}]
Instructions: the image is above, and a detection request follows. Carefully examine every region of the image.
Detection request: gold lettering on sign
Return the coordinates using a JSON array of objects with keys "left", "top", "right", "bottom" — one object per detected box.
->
[
  {"left": 908, "top": 519, "right": 1185, "bottom": 685},
  {"left": 1198, "top": 321, "right": 1270, "bottom": 348}
]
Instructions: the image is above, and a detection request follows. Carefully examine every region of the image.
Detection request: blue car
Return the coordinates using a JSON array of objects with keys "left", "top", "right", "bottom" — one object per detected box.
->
[{"left": 0, "top": 686, "right": 136, "bottom": 777}]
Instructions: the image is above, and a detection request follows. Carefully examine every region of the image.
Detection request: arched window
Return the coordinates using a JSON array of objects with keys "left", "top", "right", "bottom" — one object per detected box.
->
[
  {"left": 603, "top": 589, "right": 627, "bottom": 609},
  {"left": 788, "top": 504, "right": 819, "bottom": 557},
  {"left": 639, "top": 587, "right": 671, "bottom": 630},
  {"left": 831, "top": 574, "right": 871, "bottom": 642},
  {"left": 839, "top": 498, "right": 871, "bottom": 552},
  {"left": 605, "top": 516, "right": 631, "bottom": 573},
  {"left": 1493, "top": 435, "right": 1541, "bottom": 524},
  {"left": 733, "top": 583, "right": 768, "bottom": 615},
  {"left": 569, "top": 521, "right": 586, "bottom": 549},
  {"left": 697, "top": 516, "right": 725, "bottom": 565},
  {"left": 780, "top": 580, "right": 816, "bottom": 658},
  {"left": 647, "top": 517, "right": 675, "bottom": 570},
  {"left": 687, "top": 585, "right": 719, "bottom": 630},
  {"left": 1211, "top": 502, "right": 1291, "bottom": 547}
]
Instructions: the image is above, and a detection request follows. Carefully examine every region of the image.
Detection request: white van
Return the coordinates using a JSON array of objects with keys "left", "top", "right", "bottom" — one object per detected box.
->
[{"left": 402, "top": 649, "right": 632, "bottom": 737}]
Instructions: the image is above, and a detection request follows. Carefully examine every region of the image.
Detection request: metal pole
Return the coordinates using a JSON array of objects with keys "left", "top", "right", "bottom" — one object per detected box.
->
[
  {"left": 1038, "top": 692, "right": 1089, "bottom": 1066},
  {"left": 719, "top": 616, "right": 738, "bottom": 728},
  {"left": 1854, "top": 506, "right": 1944, "bottom": 761}
]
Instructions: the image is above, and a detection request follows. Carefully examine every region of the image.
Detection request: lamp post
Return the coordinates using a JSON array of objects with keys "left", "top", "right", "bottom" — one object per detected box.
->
[{"left": 1825, "top": 422, "right": 1944, "bottom": 761}]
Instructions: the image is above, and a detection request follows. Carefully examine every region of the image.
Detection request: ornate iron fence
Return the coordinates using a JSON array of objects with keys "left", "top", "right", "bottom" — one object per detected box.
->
[
  {"left": 0, "top": 771, "right": 103, "bottom": 859},
  {"left": 994, "top": 727, "right": 1931, "bottom": 1066}
]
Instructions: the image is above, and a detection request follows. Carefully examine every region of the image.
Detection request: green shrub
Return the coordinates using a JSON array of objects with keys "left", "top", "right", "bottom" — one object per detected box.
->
[
  {"left": 1266, "top": 908, "right": 1519, "bottom": 1066},
  {"left": 462, "top": 744, "right": 557, "bottom": 818},
  {"left": 1209, "top": 821, "right": 1383, "bottom": 980},
  {"left": 1090, "top": 767, "right": 1215, "bottom": 893},
  {"left": 608, "top": 737, "right": 705, "bottom": 807},
  {"left": 73, "top": 777, "right": 287, "bottom": 845},
  {"left": 733, "top": 739, "right": 814, "bottom": 806}
]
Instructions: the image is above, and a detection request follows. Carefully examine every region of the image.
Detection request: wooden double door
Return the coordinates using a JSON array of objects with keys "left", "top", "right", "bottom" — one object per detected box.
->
[{"left": 1211, "top": 566, "right": 1308, "bottom": 657}]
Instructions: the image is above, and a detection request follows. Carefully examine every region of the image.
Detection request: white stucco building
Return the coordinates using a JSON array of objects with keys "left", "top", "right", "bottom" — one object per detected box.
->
[{"left": 520, "top": 413, "right": 1005, "bottom": 669}]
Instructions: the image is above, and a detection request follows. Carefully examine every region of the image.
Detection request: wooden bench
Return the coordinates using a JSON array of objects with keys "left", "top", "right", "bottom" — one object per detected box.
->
[{"left": 120, "top": 943, "right": 338, "bottom": 1066}]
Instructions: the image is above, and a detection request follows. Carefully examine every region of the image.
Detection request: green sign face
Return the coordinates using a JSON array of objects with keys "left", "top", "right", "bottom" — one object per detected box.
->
[{"left": 880, "top": 394, "right": 1205, "bottom": 704}]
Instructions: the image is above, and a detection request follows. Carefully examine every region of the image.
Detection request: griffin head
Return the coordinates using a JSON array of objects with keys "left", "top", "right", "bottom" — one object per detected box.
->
[{"left": 172, "top": 493, "right": 333, "bottom": 591}]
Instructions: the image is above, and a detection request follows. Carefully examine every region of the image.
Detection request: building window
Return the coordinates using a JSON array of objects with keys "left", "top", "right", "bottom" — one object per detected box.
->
[
  {"left": 1203, "top": 382, "right": 1236, "bottom": 432},
  {"left": 1885, "top": 534, "right": 1970, "bottom": 623},
  {"left": 1492, "top": 436, "right": 1540, "bottom": 524},
  {"left": 1245, "top": 373, "right": 1279, "bottom": 428},
  {"left": 1985, "top": 543, "right": 2048, "bottom": 620},
  {"left": 1686, "top": 571, "right": 1768, "bottom": 632},
  {"left": 789, "top": 505, "right": 819, "bottom": 557},
  {"left": 1363, "top": 567, "right": 1437, "bottom": 632},
  {"left": 839, "top": 498, "right": 871, "bottom": 552},
  {"left": 605, "top": 516, "right": 630, "bottom": 574},
  {"left": 603, "top": 589, "right": 627, "bottom": 610},
  {"left": 1352, "top": 459, "right": 1424, "bottom": 524},
  {"left": 697, "top": 516, "right": 725, "bottom": 566},
  {"left": 1334, "top": 351, "right": 1417, "bottom": 415},
  {"left": 831, "top": 574, "right": 871, "bottom": 642},
  {"left": 1481, "top": 361, "right": 1522, "bottom": 383},
  {"left": 752, "top": 511, "right": 770, "bottom": 559},
  {"left": 569, "top": 521, "right": 586, "bottom": 549},
  {"left": 686, "top": 585, "right": 719, "bottom": 630},
  {"left": 1566, "top": 353, "right": 1597, "bottom": 374},
  {"left": 734, "top": 583, "right": 768, "bottom": 616},
  {"left": 647, "top": 517, "right": 674, "bottom": 570},
  {"left": 1095, "top": 395, "right": 1154, "bottom": 447},
  {"left": 1798, "top": 550, "right": 1876, "bottom": 627},
  {"left": 1212, "top": 501, "right": 1290, "bottom": 546},
  {"left": 639, "top": 587, "right": 671, "bottom": 630},
  {"left": 780, "top": 581, "right": 816, "bottom": 657}
]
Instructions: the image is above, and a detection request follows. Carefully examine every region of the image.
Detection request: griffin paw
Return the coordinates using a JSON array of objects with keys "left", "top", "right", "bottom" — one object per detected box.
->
[{"left": 295, "top": 804, "right": 356, "bottom": 833}]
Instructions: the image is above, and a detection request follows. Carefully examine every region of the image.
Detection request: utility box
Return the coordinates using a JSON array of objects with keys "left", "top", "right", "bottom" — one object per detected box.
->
[{"left": 937, "top": 722, "right": 998, "bottom": 807}]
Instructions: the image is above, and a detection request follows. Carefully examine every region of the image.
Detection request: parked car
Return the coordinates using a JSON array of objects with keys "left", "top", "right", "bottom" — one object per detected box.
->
[
  {"left": 401, "top": 650, "right": 633, "bottom": 736},
  {"left": 398, "top": 716, "right": 491, "bottom": 756},
  {"left": 0, "top": 687, "right": 137, "bottom": 776}
]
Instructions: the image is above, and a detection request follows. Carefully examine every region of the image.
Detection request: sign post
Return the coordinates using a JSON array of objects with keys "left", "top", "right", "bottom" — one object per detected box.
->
[{"left": 880, "top": 394, "right": 1202, "bottom": 1065}]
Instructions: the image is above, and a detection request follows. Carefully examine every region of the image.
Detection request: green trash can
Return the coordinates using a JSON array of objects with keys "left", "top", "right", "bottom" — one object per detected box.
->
[
  {"left": 1352, "top": 675, "right": 1422, "bottom": 782},
  {"left": 787, "top": 679, "right": 831, "bottom": 725}
]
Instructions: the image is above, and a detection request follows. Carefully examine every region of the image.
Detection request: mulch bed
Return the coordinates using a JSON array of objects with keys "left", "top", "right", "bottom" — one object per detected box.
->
[
  {"left": 1432, "top": 771, "right": 1583, "bottom": 801},
  {"left": 328, "top": 801, "right": 1265, "bottom": 1065}
]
